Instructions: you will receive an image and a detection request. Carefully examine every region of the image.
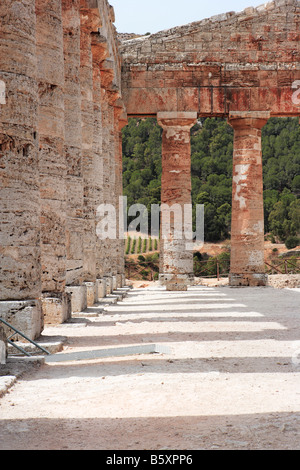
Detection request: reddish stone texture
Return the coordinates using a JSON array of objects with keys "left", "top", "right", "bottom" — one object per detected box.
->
[
  {"left": 228, "top": 112, "right": 270, "bottom": 286},
  {"left": 36, "top": 0, "right": 67, "bottom": 296},
  {"left": 157, "top": 112, "right": 197, "bottom": 290},
  {"left": 120, "top": 1, "right": 300, "bottom": 118}
]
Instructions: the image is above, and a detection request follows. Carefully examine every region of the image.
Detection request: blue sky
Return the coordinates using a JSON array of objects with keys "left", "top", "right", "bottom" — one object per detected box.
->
[{"left": 110, "top": 0, "right": 267, "bottom": 34}]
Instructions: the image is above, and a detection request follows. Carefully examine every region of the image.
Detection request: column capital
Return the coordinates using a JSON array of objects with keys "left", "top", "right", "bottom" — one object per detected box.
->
[
  {"left": 91, "top": 32, "right": 109, "bottom": 63},
  {"left": 157, "top": 111, "right": 197, "bottom": 129},
  {"left": 80, "top": 3, "right": 101, "bottom": 32},
  {"left": 228, "top": 111, "right": 270, "bottom": 130}
]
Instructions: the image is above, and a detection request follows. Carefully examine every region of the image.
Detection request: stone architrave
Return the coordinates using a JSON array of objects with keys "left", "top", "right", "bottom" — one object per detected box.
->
[
  {"left": 115, "top": 105, "right": 128, "bottom": 283},
  {"left": 91, "top": 32, "right": 108, "bottom": 281},
  {"left": 228, "top": 111, "right": 270, "bottom": 287},
  {"left": 157, "top": 112, "right": 197, "bottom": 291}
]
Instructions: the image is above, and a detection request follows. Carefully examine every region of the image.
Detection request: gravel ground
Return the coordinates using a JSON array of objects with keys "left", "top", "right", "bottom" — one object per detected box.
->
[{"left": 0, "top": 283, "right": 300, "bottom": 450}]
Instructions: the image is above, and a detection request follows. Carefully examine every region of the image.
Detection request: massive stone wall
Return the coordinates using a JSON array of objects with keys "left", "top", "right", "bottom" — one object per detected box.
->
[{"left": 0, "top": 0, "right": 126, "bottom": 342}]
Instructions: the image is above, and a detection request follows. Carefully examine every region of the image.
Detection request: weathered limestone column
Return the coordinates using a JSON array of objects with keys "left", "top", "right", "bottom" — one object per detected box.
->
[
  {"left": 36, "top": 0, "right": 71, "bottom": 323},
  {"left": 99, "top": 60, "right": 115, "bottom": 288},
  {"left": 157, "top": 112, "right": 197, "bottom": 291},
  {"left": 114, "top": 101, "right": 128, "bottom": 287},
  {"left": 228, "top": 111, "right": 270, "bottom": 287},
  {"left": 0, "top": 0, "right": 43, "bottom": 339},
  {"left": 62, "top": 0, "right": 87, "bottom": 313},
  {"left": 91, "top": 32, "right": 108, "bottom": 284},
  {"left": 80, "top": 5, "right": 101, "bottom": 305}
]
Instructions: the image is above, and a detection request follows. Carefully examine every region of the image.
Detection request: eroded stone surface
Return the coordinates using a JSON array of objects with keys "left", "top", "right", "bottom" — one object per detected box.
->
[
  {"left": 228, "top": 112, "right": 270, "bottom": 286},
  {"left": 157, "top": 112, "right": 197, "bottom": 290}
]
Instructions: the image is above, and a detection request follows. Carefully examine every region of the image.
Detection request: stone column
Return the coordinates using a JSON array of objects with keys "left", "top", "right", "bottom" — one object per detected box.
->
[
  {"left": 91, "top": 32, "right": 108, "bottom": 284},
  {"left": 114, "top": 102, "right": 128, "bottom": 287},
  {"left": 157, "top": 112, "right": 197, "bottom": 291},
  {"left": 80, "top": 6, "right": 101, "bottom": 305},
  {"left": 228, "top": 111, "right": 270, "bottom": 287},
  {"left": 36, "top": 0, "right": 71, "bottom": 324},
  {"left": 62, "top": 0, "right": 87, "bottom": 313},
  {"left": 0, "top": 0, "right": 43, "bottom": 339},
  {"left": 62, "top": 0, "right": 84, "bottom": 286}
]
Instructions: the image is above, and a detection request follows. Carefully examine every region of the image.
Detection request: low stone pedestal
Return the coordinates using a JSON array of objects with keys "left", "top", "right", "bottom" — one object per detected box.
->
[
  {"left": 159, "top": 273, "right": 193, "bottom": 291},
  {"left": 42, "top": 293, "right": 72, "bottom": 325},
  {"left": 0, "top": 300, "right": 43, "bottom": 341},
  {"left": 84, "top": 282, "right": 97, "bottom": 307},
  {"left": 96, "top": 279, "right": 106, "bottom": 299},
  {"left": 116, "top": 274, "right": 123, "bottom": 289},
  {"left": 65, "top": 285, "right": 87, "bottom": 313},
  {"left": 229, "top": 273, "right": 268, "bottom": 287}
]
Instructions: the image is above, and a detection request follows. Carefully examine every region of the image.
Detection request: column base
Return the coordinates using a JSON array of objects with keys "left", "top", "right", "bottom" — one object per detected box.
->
[
  {"left": 116, "top": 274, "right": 123, "bottom": 289},
  {"left": 159, "top": 274, "right": 194, "bottom": 291},
  {"left": 0, "top": 299, "right": 43, "bottom": 341},
  {"left": 42, "top": 293, "right": 72, "bottom": 325},
  {"left": 84, "top": 282, "right": 97, "bottom": 307},
  {"left": 96, "top": 279, "right": 106, "bottom": 299},
  {"left": 103, "top": 276, "right": 113, "bottom": 295},
  {"left": 229, "top": 273, "right": 268, "bottom": 287},
  {"left": 65, "top": 285, "right": 87, "bottom": 313}
]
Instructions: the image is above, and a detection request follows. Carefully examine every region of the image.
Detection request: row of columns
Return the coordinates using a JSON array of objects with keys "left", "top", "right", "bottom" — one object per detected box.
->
[
  {"left": 158, "top": 111, "right": 269, "bottom": 290},
  {"left": 0, "top": 0, "right": 126, "bottom": 339}
]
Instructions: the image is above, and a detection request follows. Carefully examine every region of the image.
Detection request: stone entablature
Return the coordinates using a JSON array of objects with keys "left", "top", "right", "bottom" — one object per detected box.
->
[{"left": 120, "top": 0, "right": 300, "bottom": 117}]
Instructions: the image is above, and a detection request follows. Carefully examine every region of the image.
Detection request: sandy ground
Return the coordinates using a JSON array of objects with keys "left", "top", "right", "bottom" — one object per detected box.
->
[{"left": 0, "top": 283, "right": 300, "bottom": 450}]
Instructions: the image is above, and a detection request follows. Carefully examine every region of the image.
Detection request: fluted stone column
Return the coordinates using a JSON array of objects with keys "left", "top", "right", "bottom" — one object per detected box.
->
[
  {"left": 0, "top": 0, "right": 43, "bottom": 339},
  {"left": 157, "top": 112, "right": 197, "bottom": 291},
  {"left": 62, "top": 0, "right": 84, "bottom": 286},
  {"left": 36, "top": 0, "right": 71, "bottom": 323},
  {"left": 114, "top": 102, "right": 128, "bottom": 287},
  {"left": 62, "top": 0, "right": 87, "bottom": 313},
  {"left": 228, "top": 111, "right": 270, "bottom": 287},
  {"left": 91, "top": 32, "right": 108, "bottom": 279},
  {"left": 80, "top": 6, "right": 101, "bottom": 305},
  {"left": 91, "top": 31, "right": 111, "bottom": 300},
  {"left": 99, "top": 60, "right": 115, "bottom": 290}
]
